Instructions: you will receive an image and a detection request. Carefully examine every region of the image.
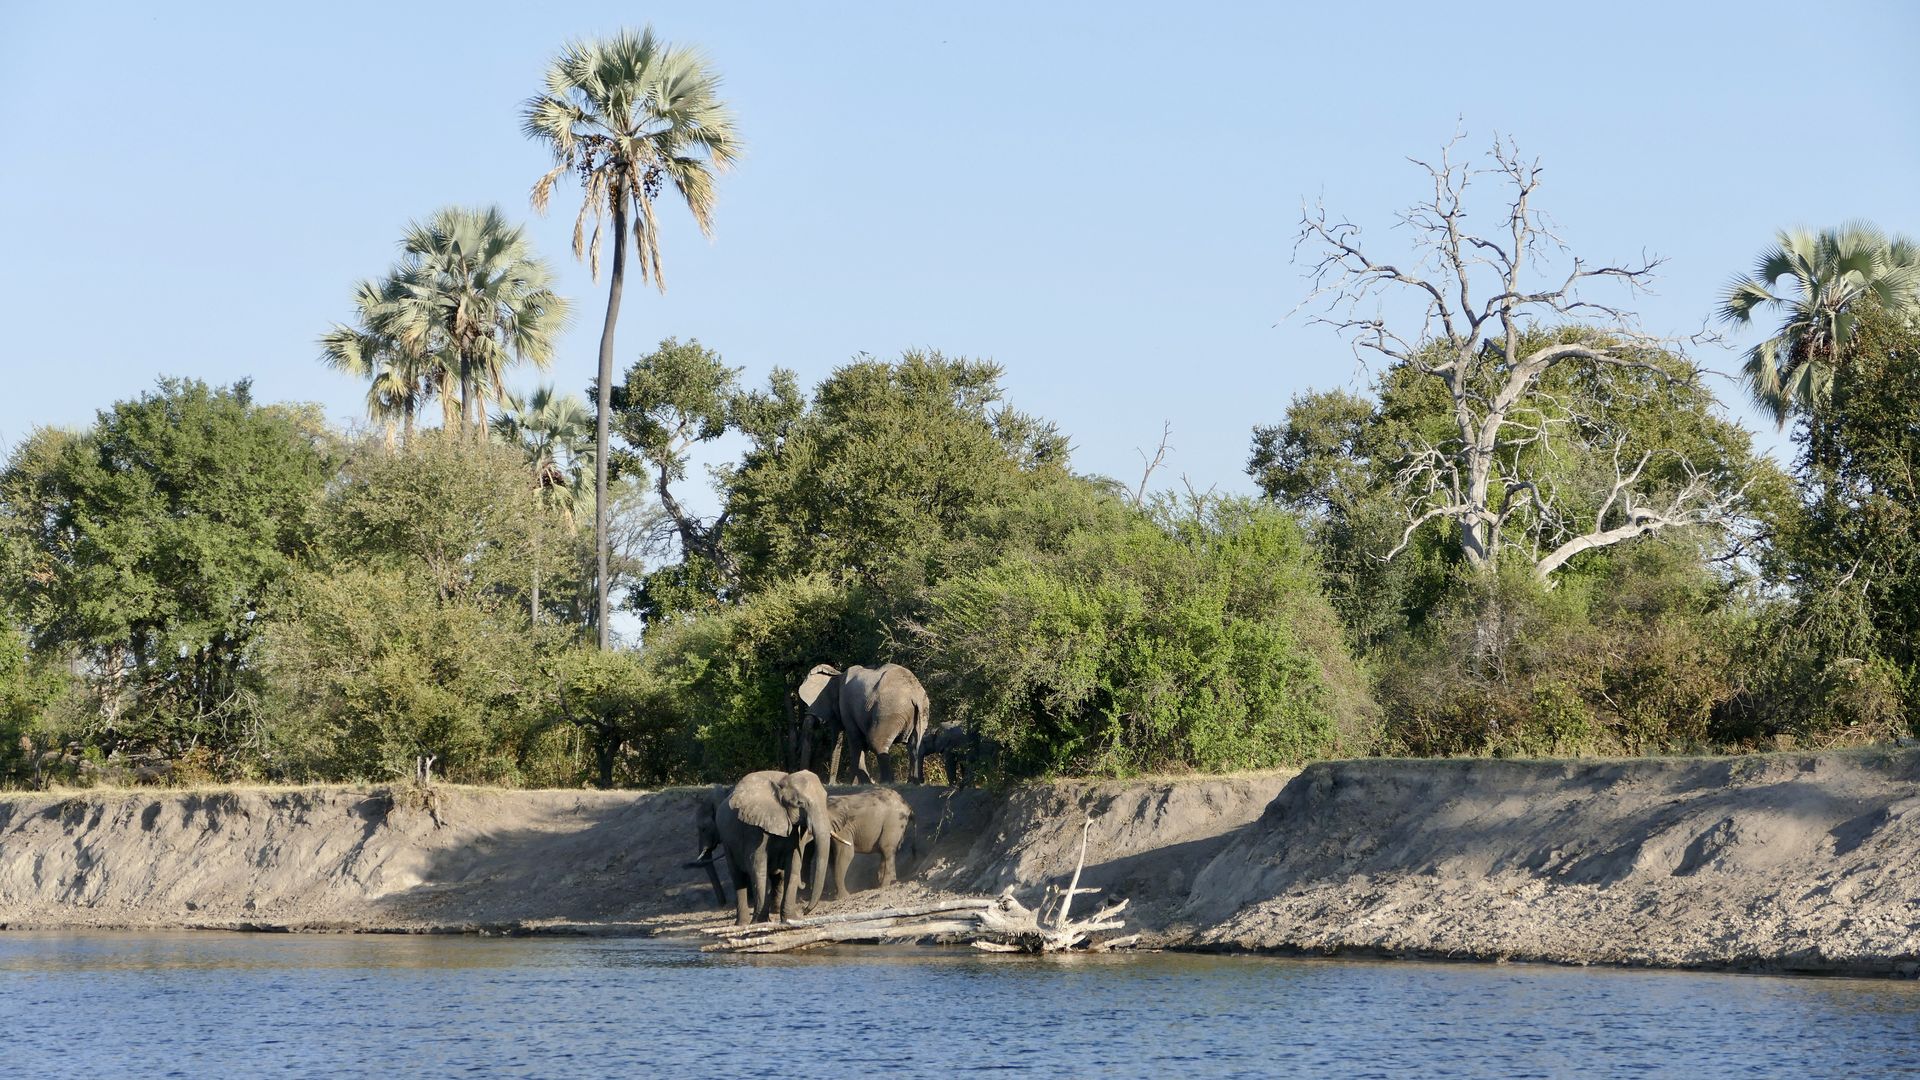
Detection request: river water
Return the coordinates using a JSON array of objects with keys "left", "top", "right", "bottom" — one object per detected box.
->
[{"left": 2, "top": 933, "right": 1918, "bottom": 1077}]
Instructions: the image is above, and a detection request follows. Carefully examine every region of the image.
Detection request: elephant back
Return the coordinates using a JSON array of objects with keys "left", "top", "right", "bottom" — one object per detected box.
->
[{"left": 844, "top": 664, "right": 928, "bottom": 754}]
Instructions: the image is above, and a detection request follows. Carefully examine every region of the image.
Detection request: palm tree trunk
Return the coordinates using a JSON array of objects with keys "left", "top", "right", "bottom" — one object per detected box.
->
[
  {"left": 593, "top": 191, "right": 628, "bottom": 650},
  {"left": 459, "top": 351, "right": 475, "bottom": 437},
  {"left": 403, "top": 399, "right": 415, "bottom": 448}
]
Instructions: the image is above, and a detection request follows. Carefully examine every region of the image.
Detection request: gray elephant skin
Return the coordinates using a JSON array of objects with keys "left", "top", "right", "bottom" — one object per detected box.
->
[
  {"left": 688, "top": 786, "right": 732, "bottom": 909},
  {"left": 798, "top": 662, "right": 932, "bottom": 784},
  {"left": 919, "top": 721, "right": 978, "bottom": 787},
  {"left": 825, "top": 788, "right": 917, "bottom": 899},
  {"left": 711, "top": 770, "right": 832, "bottom": 925}
]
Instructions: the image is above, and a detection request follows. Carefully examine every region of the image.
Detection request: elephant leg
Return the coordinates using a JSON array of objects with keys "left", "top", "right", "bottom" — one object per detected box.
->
[
  {"left": 748, "top": 835, "right": 772, "bottom": 923},
  {"left": 831, "top": 839, "right": 851, "bottom": 900},
  {"left": 731, "top": 860, "right": 753, "bottom": 926},
  {"left": 875, "top": 753, "right": 894, "bottom": 785},
  {"left": 780, "top": 840, "right": 804, "bottom": 919},
  {"left": 879, "top": 839, "right": 898, "bottom": 889}
]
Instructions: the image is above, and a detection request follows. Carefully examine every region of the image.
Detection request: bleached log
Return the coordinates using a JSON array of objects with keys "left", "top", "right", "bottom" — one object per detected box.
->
[
  {"left": 1055, "top": 811, "right": 1096, "bottom": 928},
  {"left": 700, "top": 898, "right": 993, "bottom": 938}
]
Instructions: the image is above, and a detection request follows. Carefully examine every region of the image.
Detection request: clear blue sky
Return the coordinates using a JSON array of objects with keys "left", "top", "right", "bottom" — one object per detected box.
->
[{"left": 3, "top": 1, "right": 1916, "bottom": 500}]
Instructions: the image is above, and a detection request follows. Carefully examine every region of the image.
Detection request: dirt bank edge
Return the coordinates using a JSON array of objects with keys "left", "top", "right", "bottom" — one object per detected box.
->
[{"left": 5, "top": 751, "right": 1918, "bottom": 977}]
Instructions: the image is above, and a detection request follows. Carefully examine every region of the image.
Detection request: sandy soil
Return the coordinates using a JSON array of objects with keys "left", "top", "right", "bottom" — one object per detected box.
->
[{"left": 4, "top": 751, "right": 1918, "bottom": 975}]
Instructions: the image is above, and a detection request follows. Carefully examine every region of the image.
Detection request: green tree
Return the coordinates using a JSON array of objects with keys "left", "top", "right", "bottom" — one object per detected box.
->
[
  {"left": 493, "top": 384, "right": 595, "bottom": 528},
  {"left": 612, "top": 338, "right": 762, "bottom": 584},
  {"left": 1758, "top": 301, "right": 1920, "bottom": 740},
  {"left": 319, "top": 276, "right": 450, "bottom": 444},
  {"left": 524, "top": 26, "right": 741, "bottom": 649},
  {"left": 0, "top": 380, "right": 333, "bottom": 760},
  {"left": 259, "top": 564, "right": 561, "bottom": 783},
  {"left": 1251, "top": 351, "right": 1776, "bottom": 648},
  {"left": 320, "top": 433, "right": 573, "bottom": 606},
  {"left": 918, "top": 497, "right": 1371, "bottom": 778},
  {"left": 258, "top": 433, "right": 582, "bottom": 782},
  {"left": 376, "top": 207, "right": 571, "bottom": 434},
  {"left": 1721, "top": 224, "right": 1920, "bottom": 426},
  {"left": 0, "top": 623, "right": 69, "bottom": 783},
  {"left": 721, "top": 350, "right": 1070, "bottom": 596}
]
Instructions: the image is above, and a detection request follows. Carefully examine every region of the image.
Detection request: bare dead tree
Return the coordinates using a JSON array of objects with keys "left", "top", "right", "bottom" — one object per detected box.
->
[
  {"left": 1131, "top": 422, "right": 1173, "bottom": 505},
  {"left": 1298, "top": 135, "right": 1745, "bottom": 581}
]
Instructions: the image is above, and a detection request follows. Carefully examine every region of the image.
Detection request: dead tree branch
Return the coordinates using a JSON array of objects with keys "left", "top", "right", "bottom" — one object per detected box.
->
[{"left": 1297, "top": 134, "right": 1741, "bottom": 579}]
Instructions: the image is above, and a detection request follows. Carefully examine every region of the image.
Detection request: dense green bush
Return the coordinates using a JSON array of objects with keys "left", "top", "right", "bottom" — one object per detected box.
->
[
  {"left": 1372, "top": 548, "right": 1749, "bottom": 758},
  {"left": 631, "top": 574, "right": 886, "bottom": 781},
  {"left": 0, "top": 380, "right": 334, "bottom": 766},
  {"left": 259, "top": 565, "right": 563, "bottom": 783},
  {"left": 917, "top": 498, "right": 1372, "bottom": 778}
]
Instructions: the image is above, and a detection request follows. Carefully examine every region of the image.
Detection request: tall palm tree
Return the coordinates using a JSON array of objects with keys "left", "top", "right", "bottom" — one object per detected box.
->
[
  {"left": 380, "top": 207, "right": 572, "bottom": 435},
  {"left": 1721, "top": 223, "right": 1920, "bottom": 425},
  {"left": 320, "top": 277, "right": 451, "bottom": 446},
  {"left": 523, "top": 26, "right": 741, "bottom": 648}
]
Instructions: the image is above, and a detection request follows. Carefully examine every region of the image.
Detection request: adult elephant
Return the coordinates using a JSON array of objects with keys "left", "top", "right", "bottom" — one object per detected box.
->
[
  {"left": 710, "top": 770, "right": 832, "bottom": 926},
  {"left": 797, "top": 663, "right": 932, "bottom": 784}
]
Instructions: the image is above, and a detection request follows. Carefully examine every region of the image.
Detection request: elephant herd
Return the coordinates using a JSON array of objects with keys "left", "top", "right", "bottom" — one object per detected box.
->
[{"left": 689, "top": 661, "right": 977, "bottom": 926}]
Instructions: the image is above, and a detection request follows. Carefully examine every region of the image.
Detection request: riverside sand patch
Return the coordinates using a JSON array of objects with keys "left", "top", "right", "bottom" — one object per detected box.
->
[
  {"left": 1184, "top": 750, "right": 1920, "bottom": 974},
  {"left": 3, "top": 752, "right": 1919, "bottom": 975}
]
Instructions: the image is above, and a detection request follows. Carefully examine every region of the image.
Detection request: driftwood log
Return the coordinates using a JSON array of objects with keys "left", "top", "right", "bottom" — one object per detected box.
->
[{"left": 700, "top": 811, "right": 1139, "bottom": 954}]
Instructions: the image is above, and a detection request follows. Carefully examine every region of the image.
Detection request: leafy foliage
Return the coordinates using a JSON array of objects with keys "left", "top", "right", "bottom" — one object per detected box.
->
[
  {"left": 1372, "top": 552, "right": 1750, "bottom": 757},
  {"left": 0, "top": 380, "right": 333, "bottom": 763},
  {"left": 1745, "top": 301, "right": 1920, "bottom": 743},
  {"left": 1721, "top": 224, "right": 1920, "bottom": 426},
  {"left": 918, "top": 498, "right": 1369, "bottom": 778},
  {"left": 721, "top": 350, "right": 1071, "bottom": 596}
]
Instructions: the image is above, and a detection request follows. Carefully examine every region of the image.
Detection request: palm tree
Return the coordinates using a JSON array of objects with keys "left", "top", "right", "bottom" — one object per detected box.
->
[
  {"left": 380, "top": 207, "right": 572, "bottom": 435},
  {"left": 320, "top": 277, "right": 451, "bottom": 446},
  {"left": 493, "top": 384, "right": 596, "bottom": 528},
  {"left": 494, "top": 385, "right": 595, "bottom": 623},
  {"left": 523, "top": 27, "right": 741, "bottom": 648},
  {"left": 1721, "top": 223, "right": 1920, "bottom": 426}
]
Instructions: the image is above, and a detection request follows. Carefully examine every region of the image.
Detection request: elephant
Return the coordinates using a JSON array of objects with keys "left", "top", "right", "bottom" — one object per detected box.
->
[
  {"left": 710, "top": 770, "right": 832, "bottom": 925},
  {"left": 686, "top": 787, "right": 732, "bottom": 910},
  {"left": 797, "top": 662, "right": 932, "bottom": 784},
  {"left": 825, "top": 788, "right": 917, "bottom": 899},
  {"left": 919, "top": 721, "right": 977, "bottom": 787}
]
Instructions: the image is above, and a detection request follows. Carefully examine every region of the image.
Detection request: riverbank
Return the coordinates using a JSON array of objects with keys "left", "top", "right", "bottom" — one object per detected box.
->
[{"left": 3, "top": 749, "right": 1918, "bottom": 975}]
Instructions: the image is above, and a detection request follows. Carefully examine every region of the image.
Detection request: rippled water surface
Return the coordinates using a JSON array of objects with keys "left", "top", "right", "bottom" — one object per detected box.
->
[{"left": 4, "top": 932, "right": 1920, "bottom": 1077}]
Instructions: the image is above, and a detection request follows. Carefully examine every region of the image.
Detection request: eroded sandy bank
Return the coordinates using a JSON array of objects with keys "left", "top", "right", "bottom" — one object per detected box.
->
[{"left": 3, "top": 750, "right": 1917, "bottom": 975}]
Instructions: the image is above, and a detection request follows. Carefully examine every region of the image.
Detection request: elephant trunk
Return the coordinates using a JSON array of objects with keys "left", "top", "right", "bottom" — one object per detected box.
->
[{"left": 806, "top": 820, "right": 831, "bottom": 912}]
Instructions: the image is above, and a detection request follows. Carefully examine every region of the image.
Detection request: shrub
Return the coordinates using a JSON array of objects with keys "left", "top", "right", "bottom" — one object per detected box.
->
[{"left": 916, "top": 499, "right": 1371, "bottom": 778}]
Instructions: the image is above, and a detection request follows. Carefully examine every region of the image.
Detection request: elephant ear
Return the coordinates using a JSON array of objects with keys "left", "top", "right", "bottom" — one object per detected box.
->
[
  {"left": 797, "top": 664, "right": 841, "bottom": 717},
  {"left": 779, "top": 770, "right": 831, "bottom": 830},
  {"left": 728, "top": 771, "right": 794, "bottom": 836}
]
